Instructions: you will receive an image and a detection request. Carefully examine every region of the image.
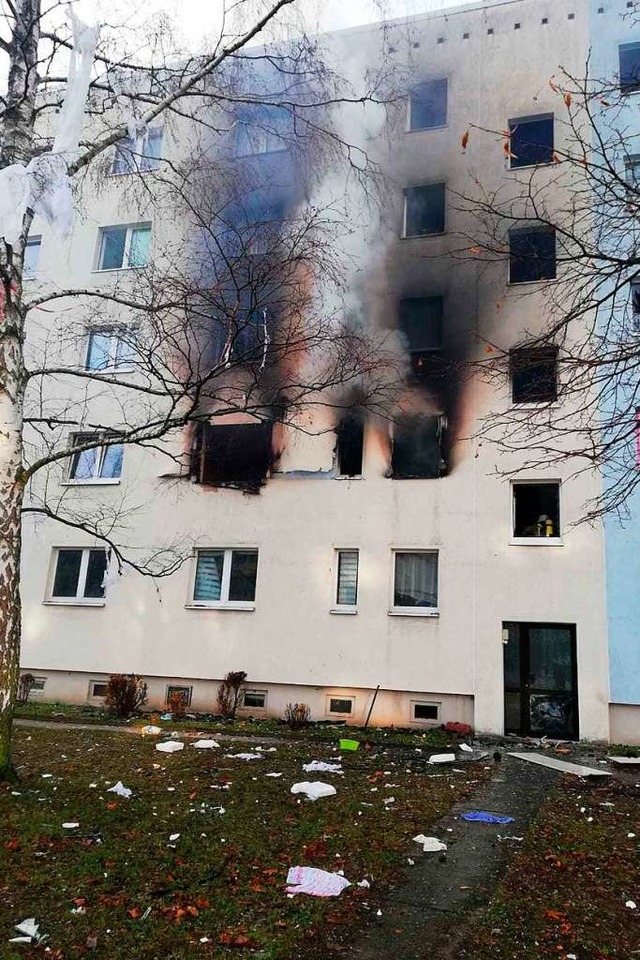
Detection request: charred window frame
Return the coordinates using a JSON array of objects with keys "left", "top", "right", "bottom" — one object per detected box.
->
[
  {"left": 408, "top": 78, "right": 448, "bottom": 131},
  {"left": 619, "top": 42, "right": 640, "bottom": 94},
  {"left": 195, "top": 421, "right": 275, "bottom": 490},
  {"left": 391, "top": 415, "right": 447, "bottom": 479},
  {"left": 399, "top": 297, "right": 443, "bottom": 353},
  {"left": 512, "top": 482, "right": 561, "bottom": 541},
  {"left": 335, "top": 412, "right": 364, "bottom": 477},
  {"left": 509, "top": 226, "right": 556, "bottom": 283},
  {"left": 403, "top": 183, "right": 446, "bottom": 237},
  {"left": 510, "top": 346, "right": 558, "bottom": 404},
  {"left": 508, "top": 114, "right": 554, "bottom": 168}
]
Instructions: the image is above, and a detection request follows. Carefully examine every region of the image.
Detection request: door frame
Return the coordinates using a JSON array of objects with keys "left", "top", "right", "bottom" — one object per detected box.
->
[{"left": 503, "top": 621, "right": 579, "bottom": 740}]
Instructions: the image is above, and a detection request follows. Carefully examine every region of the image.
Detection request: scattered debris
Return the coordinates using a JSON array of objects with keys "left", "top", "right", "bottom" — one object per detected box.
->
[
  {"left": 445, "top": 722, "right": 473, "bottom": 735},
  {"left": 508, "top": 753, "right": 609, "bottom": 777},
  {"left": 608, "top": 756, "right": 640, "bottom": 767},
  {"left": 62, "top": 822, "right": 80, "bottom": 829},
  {"left": 169, "top": 833, "right": 180, "bottom": 842},
  {"left": 286, "top": 866, "right": 351, "bottom": 897},
  {"left": 10, "top": 918, "right": 46, "bottom": 945},
  {"left": 225, "top": 752, "right": 262, "bottom": 761},
  {"left": 265, "top": 773, "right": 283, "bottom": 778},
  {"left": 140, "top": 725, "right": 162, "bottom": 736},
  {"left": 339, "top": 739, "right": 359, "bottom": 751},
  {"left": 107, "top": 781, "right": 132, "bottom": 799},
  {"left": 291, "top": 781, "right": 337, "bottom": 801},
  {"left": 429, "top": 753, "right": 456, "bottom": 765},
  {"left": 626, "top": 900, "right": 637, "bottom": 910},
  {"left": 498, "top": 835, "right": 524, "bottom": 842},
  {"left": 413, "top": 835, "right": 447, "bottom": 852},
  {"left": 357, "top": 879, "right": 371, "bottom": 888},
  {"left": 460, "top": 743, "right": 473, "bottom": 753},
  {"left": 192, "top": 740, "right": 220, "bottom": 749},
  {"left": 462, "top": 811, "right": 515, "bottom": 824},
  {"left": 155, "top": 741, "right": 184, "bottom": 753},
  {"left": 303, "top": 761, "right": 343, "bottom": 774}
]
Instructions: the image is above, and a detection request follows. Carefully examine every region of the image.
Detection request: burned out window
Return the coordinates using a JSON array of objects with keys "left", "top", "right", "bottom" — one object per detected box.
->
[
  {"left": 512, "top": 482, "right": 561, "bottom": 538},
  {"left": 508, "top": 115, "right": 554, "bottom": 168},
  {"left": 510, "top": 346, "right": 558, "bottom": 403},
  {"left": 404, "top": 184, "right": 445, "bottom": 237},
  {"left": 619, "top": 42, "right": 640, "bottom": 94},
  {"left": 197, "top": 422, "right": 274, "bottom": 489},
  {"left": 336, "top": 412, "right": 364, "bottom": 477},
  {"left": 210, "top": 307, "right": 270, "bottom": 366},
  {"left": 509, "top": 227, "right": 556, "bottom": 283},
  {"left": 399, "top": 297, "right": 443, "bottom": 352},
  {"left": 409, "top": 79, "right": 448, "bottom": 130},
  {"left": 391, "top": 415, "right": 446, "bottom": 479}
]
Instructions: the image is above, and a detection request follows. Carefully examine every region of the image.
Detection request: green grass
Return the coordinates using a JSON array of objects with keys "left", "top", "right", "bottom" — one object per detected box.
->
[
  {"left": 473, "top": 776, "right": 640, "bottom": 960},
  {"left": 1, "top": 726, "right": 487, "bottom": 959}
]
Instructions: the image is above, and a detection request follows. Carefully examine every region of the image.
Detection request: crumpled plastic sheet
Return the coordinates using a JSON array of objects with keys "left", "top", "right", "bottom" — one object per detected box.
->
[
  {"left": 413, "top": 834, "right": 447, "bottom": 852},
  {"left": 302, "top": 761, "right": 343, "bottom": 773},
  {"left": 192, "top": 739, "right": 220, "bottom": 749},
  {"left": 461, "top": 811, "right": 515, "bottom": 824},
  {"left": 285, "top": 866, "right": 351, "bottom": 898},
  {"left": 429, "top": 753, "right": 456, "bottom": 764},
  {"left": 0, "top": 165, "right": 30, "bottom": 245},
  {"left": 290, "top": 781, "right": 337, "bottom": 801},
  {"left": 155, "top": 741, "right": 184, "bottom": 753},
  {"left": 225, "top": 752, "right": 262, "bottom": 761},
  {"left": 10, "top": 918, "right": 46, "bottom": 945},
  {"left": 53, "top": 10, "right": 100, "bottom": 154},
  {"left": 107, "top": 780, "right": 132, "bottom": 798}
]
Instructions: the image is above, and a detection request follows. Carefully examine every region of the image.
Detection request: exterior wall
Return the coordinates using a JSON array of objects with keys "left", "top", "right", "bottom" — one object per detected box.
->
[
  {"left": 18, "top": 0, "right": 612, "bottom": 740},
  {"left": 590, "top": 0, "right": 640, "bottom": 736}
]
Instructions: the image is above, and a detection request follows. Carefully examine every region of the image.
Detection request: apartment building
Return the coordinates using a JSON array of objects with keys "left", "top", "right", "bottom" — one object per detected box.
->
[{"left": 19, "top": 0, "right": 616, "bottom": 740}]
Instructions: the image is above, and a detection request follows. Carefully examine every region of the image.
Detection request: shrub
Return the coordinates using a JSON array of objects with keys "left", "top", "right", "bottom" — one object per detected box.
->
[
  {"left": 105, "top": 674, "right": 148, "bottom": 718},
  {"left": 216, "top": 671, "right": 247, "bottom": 720},
  {"left": 284, "top": 702, "right": 312, "bottom": 729},
  {"left": 167, "top": 689, "right": 188, "bottom": 719}
]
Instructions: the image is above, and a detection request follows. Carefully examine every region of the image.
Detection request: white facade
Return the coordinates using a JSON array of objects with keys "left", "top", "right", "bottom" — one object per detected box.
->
[{"left": 19, "top": 0, "right": 612, "bottom": 740}]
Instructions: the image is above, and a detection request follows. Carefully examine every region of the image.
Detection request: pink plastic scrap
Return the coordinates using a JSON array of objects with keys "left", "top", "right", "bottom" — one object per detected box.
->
[{"left": 285, "top": 866, "right": 351, "bottom": 898}]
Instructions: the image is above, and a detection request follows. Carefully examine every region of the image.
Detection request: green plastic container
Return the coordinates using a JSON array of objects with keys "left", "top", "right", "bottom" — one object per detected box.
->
[{"left": 339, "top": 739, "right": 359, "bottom": 751}]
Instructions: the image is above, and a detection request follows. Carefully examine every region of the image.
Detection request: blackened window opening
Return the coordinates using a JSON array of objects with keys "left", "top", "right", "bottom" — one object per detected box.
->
[
  {"left": 509, "top": 227, "right": 556, "bottom": 283},
  {"left": 513, "top": 483, "right": 560, "bottom": 537},
  {"left": 508, "top": 115, "right": 554, "bottom": 168},
  {"left": 404, "top": 184, "right": 445, "bottom": 236},
  {"left": 399, "top": 297, "right": 443, "bottom": 352},
  {"left": 511, "top": 346, "right": 558, "bottom": 403},
  {"left": 198, "top": 422, "right": 274, "bottom": 489},
  {"left": 336, "top": 413, "right": 364, "bottom": 476},
  {"left": 391, "top": 415, "right": 446, "bottom": 479}
]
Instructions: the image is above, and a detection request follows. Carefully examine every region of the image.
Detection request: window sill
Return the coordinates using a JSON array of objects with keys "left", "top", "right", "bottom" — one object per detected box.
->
[
  {"left": 43, "top": 599, "right": 106, "bottom": 607},
  {"left": 508, "top": 162, "right": 555, "bottom": 172},
  {"left": 510, "top": 537, "right": 563, "bottom": 547},
  {"left": 507, "top": 277, "right": 558, "bottom": 287},
  {"left": 510, "top": 401, "right": 559, "bottom": 409},
  {"left": 401, "top": 231, "right": 446, "bottom": 240},
  {"left": 92, "top": 266, "right": 147, "bottom": 274},
  {"left": 61, "top": 479, "right": 122, "bottom": 486},
  {"left": 335, "top": 475, "right": 363, "bottom": 481},
  {"left": 405, "top": 123, "right": 449, "bottom": 134},
  {"left": 185, "top": 602, "right": 256, "bottom": 612},
  {"left": 388, "top": 608, "right": 439, "bottom": 618},
  {"left": 330, "top": 607, "right": 358, "bottom": 615}
]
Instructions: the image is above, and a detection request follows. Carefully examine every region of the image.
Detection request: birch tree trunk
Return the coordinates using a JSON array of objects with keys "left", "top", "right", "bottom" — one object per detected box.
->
[{"left": 0, "top": 0, "right": 40, "bottom": 779}]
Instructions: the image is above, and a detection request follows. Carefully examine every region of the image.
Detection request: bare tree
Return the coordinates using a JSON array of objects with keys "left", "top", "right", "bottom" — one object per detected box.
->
[
  {"left": 0, "top": 0, "right": 399, "bottom": 778},
  {"left": 449, "top": 51, "right": 640, "bottom": 524}
]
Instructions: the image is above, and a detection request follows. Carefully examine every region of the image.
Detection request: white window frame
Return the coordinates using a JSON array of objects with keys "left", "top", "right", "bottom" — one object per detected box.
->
[
  {"left": 89, "top": 680, "right": 109, "bottom": 699},
  {"left": 187, "top": 548, "right": 258, "bottom": 610},
  {"left": 410, "top": 700, "right": 441, "bottom": 724},
  {"left": 330, "top": 548, "right": 359, "bottom": 614},
  {"left": 326, "top": 695, "right": 355, "bottom": 717},
  {"left": 23, "top": 235, "right": 42, "bottom": 279},
  {"left": 95, "top": 223, "right": 152, "bottom": 272},
  {"left": 85, "top": 325, "right": 137, "bottom": 372},
  {"left": 46, "top": 547, "right": 108, "bottom": 606},
  {"left": 389, "top": 549, "right": 439, "bottom": 617},
  {"left": 111, "top": 127, "right": 163, "bottom": 175},
  {"left": 166, "top": 684, "right": 193, "bottom": 706},
  {"left": 402, "top": 183, "right": 446, "bottom": 239},
  {"left": 241, "top": 689, "right": 268, "bottom": 710},
  {"left": 510, "top": 480, "right": 563, "bottom": 546},
  {"left": 29, "top": 677, "right": 47, "bottom": 695},
  {"left": 64, "top": 432, "right": 124, "bottom": 485}
]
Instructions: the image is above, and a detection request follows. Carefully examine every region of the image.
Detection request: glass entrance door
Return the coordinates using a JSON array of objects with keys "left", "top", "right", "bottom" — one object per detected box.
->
[{"left": 503, "top": 622, "right": 578, "bottom": 740}]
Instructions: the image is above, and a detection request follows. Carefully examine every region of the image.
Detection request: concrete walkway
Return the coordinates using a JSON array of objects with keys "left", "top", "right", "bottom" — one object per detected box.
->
[{"left": 324, "top": 756, "right": 560, "bottom": 960}]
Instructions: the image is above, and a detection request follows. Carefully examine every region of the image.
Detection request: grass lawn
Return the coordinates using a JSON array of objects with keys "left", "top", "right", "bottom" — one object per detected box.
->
[
  {"left": 473, "top": 774, "right": 640, "bottom": 960},
  {"left": 1, "top": 726, "right": 488, "bottom": 959}
]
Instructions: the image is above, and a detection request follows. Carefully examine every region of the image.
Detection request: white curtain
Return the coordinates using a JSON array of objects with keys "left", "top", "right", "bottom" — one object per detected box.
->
[{"left": 394, "top": 553, "right": 438, "bottom": 608}]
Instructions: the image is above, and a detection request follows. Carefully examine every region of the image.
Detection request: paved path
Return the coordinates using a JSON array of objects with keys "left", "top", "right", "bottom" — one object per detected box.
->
[{"left": 327, "top": 756, "right": 559, "bottom": 960}]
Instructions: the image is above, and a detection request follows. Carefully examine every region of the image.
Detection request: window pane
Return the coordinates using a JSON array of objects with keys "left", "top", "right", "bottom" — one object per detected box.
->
[
  {"left": 24, "top": 237, "right": 41, "bottom": 277},
  {"left": 86, "top": 331, "right": 112, "bottom": 370},
  {"left": 513, "top": 483, "right": 560, "bottom": 537},
  {"left": 140, "top": 129, "right": 162, "bottom": 171},
  {"left": 511, "top": 347, "right": 558, "bottom": 403},
  {"left": 620, "top": 42, "right": 640, "bottom": 93},
  {"left": 336, "top": 413, "right": 364, "bottom": 476},
  {"left": 410, "top": 79, "right": 447, "bottom": 130},
  {"left": 100, "top": 228, "right": 127, "bottom": 269},
  {"left": 329, "top": 698, "right": 353, "bottom": 713},
  {"left": 509, "top": 116, "right": 554, "bottom": 168},
  {"left": 405, "top": 184, "right": 445, "bottom": 236},
  {"left": 243, "top": 690, "right": 266, "bottom": 708},
  {"left": 112, "top": 137, "right": 135, "bottom": 174},
  {"left": 414, "top": 702, "right": 439, "bottom": 720},
  {"left": 194, "top": 551, "right": 224, "bottom": 601},
  {"left": 510, "top": 228, "right": 556, "bottom": 283},
  {"left": 52, "top": 549, "right": 83, "bottom": 597},
  {"left": 394, "top": 552, "right": 438, "bottom": 608},
  {"left": 128, "top": 226, "right": 151, "bottom": 267},
  {"left": 70, "top": 445, "right": 98, "bottom": 480},
  {"left": 337, "top": 550, "right": 359, "bottom": 605},
  {"left": 84, "top": 550, "right": 107, "bottom": 598},
  {"left": 399, "top": 297, "right": 443, "bottom": 352},
  {"left": 114, "top": 329, "right": 136, "bottom": 367},
  {"left": 228, "top": 550, "right": 258, "bottom": 602},
  {"left": 100, "top": 444, "right": 123, "bottom": 479}
]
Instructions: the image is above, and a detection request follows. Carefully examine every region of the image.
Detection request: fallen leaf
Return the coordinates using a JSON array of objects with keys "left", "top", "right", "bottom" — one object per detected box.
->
[{"left": 564, "top": 92, "right": 572, "bottom": 107}]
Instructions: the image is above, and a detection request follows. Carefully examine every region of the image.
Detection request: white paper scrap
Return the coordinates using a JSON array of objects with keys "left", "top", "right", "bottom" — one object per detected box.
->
[
  {"left": 107, "top": 781, "right": 132, "bottom": 799},
  {"left": 290, "top": 782, "right": 337, "bottom": 801},
  {"left": 155, "top": 741, "right": 184, "bottom": 753},
  {"left": 193, "top": 740, "right": 220, "bottom": 749},
  {"left": 413, "top": 835, "right": 447, "bottom": 852}
]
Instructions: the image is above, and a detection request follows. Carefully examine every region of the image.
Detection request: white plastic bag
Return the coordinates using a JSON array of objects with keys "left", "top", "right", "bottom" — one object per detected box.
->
[{"left": 290, "top": 781, "right": 337, "bottom": 801}]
